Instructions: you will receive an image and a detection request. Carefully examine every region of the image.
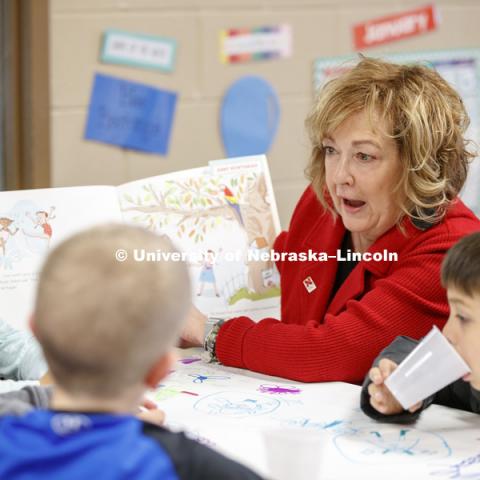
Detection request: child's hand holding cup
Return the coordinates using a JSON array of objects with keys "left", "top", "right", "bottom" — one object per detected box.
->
[
  {"left": 368, "top": 359, "right": 422, "bottom": 414},
  {"left": 370, "top": 326, "right": 471, "bottom": 414}
]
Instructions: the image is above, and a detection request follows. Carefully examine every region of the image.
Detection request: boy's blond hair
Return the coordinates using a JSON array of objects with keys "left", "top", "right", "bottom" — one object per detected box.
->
[{"left": 34, "top": 224, "right": 191, "bottom": 398}]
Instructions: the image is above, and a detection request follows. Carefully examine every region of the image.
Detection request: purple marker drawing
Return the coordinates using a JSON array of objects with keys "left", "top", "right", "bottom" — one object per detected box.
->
[
  {"left": 258, "top": 384, "right": 302, "bottom": 395},
  {"left": 179, "top": 357, "right": 202, "bottom": 365}
]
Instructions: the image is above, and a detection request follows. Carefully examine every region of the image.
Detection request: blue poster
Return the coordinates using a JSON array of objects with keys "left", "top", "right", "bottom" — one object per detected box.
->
[
  {"left": 84, "top": 73, "right": 177, "bottom": 155},
  {"left": 220, "top": 76, "right": 280, "bottom": 157}
]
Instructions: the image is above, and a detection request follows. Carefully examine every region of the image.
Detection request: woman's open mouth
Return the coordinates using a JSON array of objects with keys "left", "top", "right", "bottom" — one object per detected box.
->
[{"left": 342, "top": 197, "right": 366, "bottom": 213}]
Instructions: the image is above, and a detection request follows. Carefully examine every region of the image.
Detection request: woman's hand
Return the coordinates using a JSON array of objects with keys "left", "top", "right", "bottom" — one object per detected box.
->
[
  {"left": 179, "top": 305, "right": 207, "bottom": 348},
  {"left": 367, "top": 358, "right": 421, "bottom": 415}
]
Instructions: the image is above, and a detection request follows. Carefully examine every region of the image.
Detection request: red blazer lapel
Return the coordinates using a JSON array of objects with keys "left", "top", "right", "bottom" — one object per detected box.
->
[
  {"left": 298, "top": 214, "right": 345, "bottom": 321},
  {"left": 326, "top": 220, "right": 419, "bottom": 317},
  {"left": 327, "top": 263, "right": 366, "bottom": 316}
]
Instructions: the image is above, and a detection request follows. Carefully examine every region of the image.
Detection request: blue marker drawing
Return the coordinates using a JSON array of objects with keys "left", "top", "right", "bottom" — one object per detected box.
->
[
  {"left": 188, "top": 373, "right": 230, "bottom": 384},
  {"left": 194, "top": 391, "right": 280, "bottom": 418},
  {"left": 430, "top": 452, "right": 480, "bottom": 479},
  {"left": 333, "top": 425, "right": 452, "bottom": 465},
  {"left": 323, "top": 420, "right": 344, "bottom": 430},
  {"left": 274, "top": 417, "right": 350, "bottom": 434}
]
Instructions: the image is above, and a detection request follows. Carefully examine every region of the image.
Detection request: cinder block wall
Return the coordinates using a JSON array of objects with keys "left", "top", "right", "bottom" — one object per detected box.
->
[{"left": 49, "top": 0, "right": 480, "bottom": 227}]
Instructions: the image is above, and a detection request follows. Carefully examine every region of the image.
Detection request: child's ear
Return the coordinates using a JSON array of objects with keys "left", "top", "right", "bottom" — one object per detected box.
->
[{"left": 144, "top": 350, "right": 177, "bottom": 389}]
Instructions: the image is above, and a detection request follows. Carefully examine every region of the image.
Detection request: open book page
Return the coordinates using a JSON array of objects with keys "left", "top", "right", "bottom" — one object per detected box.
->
[
  {"left": 0, "top": 186, "right": 122, "bottom": 331},
  {"left": 117, "top": 155, "right": 281, "bottom": 320}
]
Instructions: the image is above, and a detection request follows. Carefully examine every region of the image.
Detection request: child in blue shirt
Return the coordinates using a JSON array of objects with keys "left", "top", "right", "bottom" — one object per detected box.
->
[{"left": 0, "top": 224, "right": 262, "bottom": 480}]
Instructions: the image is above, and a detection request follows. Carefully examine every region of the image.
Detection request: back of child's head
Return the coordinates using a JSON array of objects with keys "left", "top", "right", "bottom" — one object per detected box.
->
[
  {"left": 441, "top": 231, "right": 480, "bottom": 296},
  {"left": 34, "top": 224, "right": 191, "bottom": 398}
]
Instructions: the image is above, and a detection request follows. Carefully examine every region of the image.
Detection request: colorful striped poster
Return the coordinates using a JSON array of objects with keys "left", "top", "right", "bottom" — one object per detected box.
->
[{"left": 220, "top": 25, "right": 292, "bottom": 64}]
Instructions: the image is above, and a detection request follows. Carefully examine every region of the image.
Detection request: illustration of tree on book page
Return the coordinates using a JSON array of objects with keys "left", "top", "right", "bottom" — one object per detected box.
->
[{"left": 118, "top": 155, "right": 281, "bottom": 320}]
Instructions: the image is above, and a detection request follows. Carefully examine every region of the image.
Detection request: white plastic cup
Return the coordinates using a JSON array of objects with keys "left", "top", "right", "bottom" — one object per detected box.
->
[
  {"left": 262, "top": 428, "right": 322, "bottom": 480},
  {"left": 384, "top": 325, "right": 471, "bottom": 410}
]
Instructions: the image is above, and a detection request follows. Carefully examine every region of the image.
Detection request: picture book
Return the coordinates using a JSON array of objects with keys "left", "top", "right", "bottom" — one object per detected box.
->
[{"left": 0, "top": 155, "right": 281, "bottom": 331}]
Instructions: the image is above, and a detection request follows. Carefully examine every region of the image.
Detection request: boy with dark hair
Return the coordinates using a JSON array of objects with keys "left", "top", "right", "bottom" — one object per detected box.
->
[
  {"left": 0, "top": 224, "right": 262, "bottom": 479},
  {"left": 361, "top": 231, "right": 480, "bottom": 422}
]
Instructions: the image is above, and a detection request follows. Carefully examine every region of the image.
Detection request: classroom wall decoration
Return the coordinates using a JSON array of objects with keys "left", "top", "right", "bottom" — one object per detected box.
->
[
  {"left": 352, "top": 4, "right": 440, "bottom": 50},
  {"left": 220, "top": 25, "right": 292, "bottom": 64},
  {"left": 220, "top": 76, "right": 280, "bottom": 157},
  {"left": 100, "top": 29, "right": 177, "bottom": 73},
  {"left": 84, "top": 73, "right": 177, "bottom": 155},
  {"left": 314, "top": 49, "right": 480, "bottom": 217},
  {"left": 49, "top": 1, "right": 480, "bottom": 226}
]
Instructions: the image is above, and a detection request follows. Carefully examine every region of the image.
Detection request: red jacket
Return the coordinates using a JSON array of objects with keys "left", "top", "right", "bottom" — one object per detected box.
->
[{"left": 217, "top": 186, "right": 480, "bottom": 383}]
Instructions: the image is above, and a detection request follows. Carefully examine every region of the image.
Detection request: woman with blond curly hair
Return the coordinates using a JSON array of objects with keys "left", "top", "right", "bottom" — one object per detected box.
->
[{"left": 182, "top": 57, "right": 480, "bottom": 384}]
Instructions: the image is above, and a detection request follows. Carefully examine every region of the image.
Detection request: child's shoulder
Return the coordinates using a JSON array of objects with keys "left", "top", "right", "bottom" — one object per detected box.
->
[{"left": 141, "top": 422, "right": 262, "bottom": 480}]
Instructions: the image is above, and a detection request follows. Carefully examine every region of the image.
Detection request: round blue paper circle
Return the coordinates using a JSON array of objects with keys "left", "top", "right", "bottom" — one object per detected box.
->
[{"left": 220, "top": 76, "right": 280, "bottom": 157}]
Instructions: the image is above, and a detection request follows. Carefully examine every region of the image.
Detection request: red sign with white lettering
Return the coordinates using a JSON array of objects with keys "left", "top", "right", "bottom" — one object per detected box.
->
[{"left": 353, "top": 4, "right": 439, "bottom": 50}]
